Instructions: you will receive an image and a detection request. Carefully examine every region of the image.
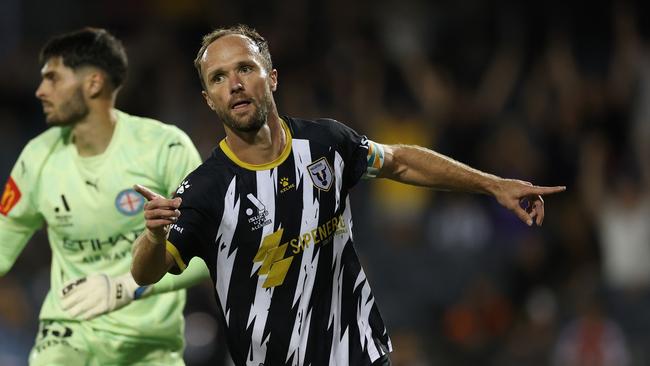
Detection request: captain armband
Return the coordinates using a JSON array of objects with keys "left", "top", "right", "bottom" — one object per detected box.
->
[{"left": 362, "top": 140, "right": 385, "bottom": 179}]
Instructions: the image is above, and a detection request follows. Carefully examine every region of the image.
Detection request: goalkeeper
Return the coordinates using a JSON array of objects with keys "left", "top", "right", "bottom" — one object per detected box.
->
[{"left": 0, "top": 28, "right": 209, "bottom": 365}]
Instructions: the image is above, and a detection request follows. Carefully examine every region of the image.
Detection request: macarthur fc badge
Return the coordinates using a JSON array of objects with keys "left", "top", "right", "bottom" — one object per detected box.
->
[{"left": 307, "top": 157, "right": 334, "bottom": 191}]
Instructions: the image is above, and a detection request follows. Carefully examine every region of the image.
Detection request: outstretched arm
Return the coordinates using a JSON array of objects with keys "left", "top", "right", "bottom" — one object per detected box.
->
[{"left": 377, "top": 144, "right": 565, "bottom": 226}]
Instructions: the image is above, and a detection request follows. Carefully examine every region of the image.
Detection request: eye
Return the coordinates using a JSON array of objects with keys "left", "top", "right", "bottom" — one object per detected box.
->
[
  {"left": 44, "top": 73, "right": 57, "bottom": 83},
  {"left": 211, "top": 73, "right": 224, "bottom": 84},
  {"left": 240, "top": 65, "right": 253, "bottom": 73}
]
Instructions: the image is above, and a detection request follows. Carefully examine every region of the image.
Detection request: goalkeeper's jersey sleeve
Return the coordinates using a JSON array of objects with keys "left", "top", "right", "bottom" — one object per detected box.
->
[
  {"left": 0, "top": 131, "right": 51, "bottom": 276},
  {"left": 3, "top": 110, "right": 201, "bottom": 343}
]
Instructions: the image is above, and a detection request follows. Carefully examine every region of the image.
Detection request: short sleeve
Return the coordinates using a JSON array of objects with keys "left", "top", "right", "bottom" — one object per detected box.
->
[
  {"left": 0, "top": 143, "right": 46, "bottom": 275},
  {"left": 165, "top": 168, "right": 220, "bottom": 273},
  {"left": 317, "top": 119, "right": 369, "bottom": 189}
]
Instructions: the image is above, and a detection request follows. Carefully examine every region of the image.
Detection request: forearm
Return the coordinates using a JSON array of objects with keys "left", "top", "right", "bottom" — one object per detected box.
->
[
  {"left": 131, "top": 231, "right": 172, "bottom": 286},
  {"left": 147, "top": 257, "right": 210, "bottom": 295},
  {"left": 0, "top": 221, "right": 33, "bottom": 277},
  {"left": 380, "top": 144, "right": 501, "bottom": 194}
]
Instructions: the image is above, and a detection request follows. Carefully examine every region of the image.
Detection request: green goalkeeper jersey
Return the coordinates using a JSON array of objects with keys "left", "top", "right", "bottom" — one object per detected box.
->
[{"left": 0, "top": 110, "right": 201, "bottom": 343}]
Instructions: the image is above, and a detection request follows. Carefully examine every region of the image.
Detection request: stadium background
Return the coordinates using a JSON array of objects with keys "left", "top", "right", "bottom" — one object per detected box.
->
[{"left": 1, "top": 0, "right": 650, "bottom": 364}]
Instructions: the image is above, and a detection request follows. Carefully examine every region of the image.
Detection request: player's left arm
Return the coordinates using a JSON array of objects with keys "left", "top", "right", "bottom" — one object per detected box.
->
[
  {"left": 59, "top": 128, "right": 209, "bottom": 321},
  {"left": 61, "top": 195, "right": 209, "bottom": 320},
  {"left": 1, "top": 142, "right": 47, "bottom": 276},
  {"left": 368, "top": 142, "right": 566, "bottom": 226}
]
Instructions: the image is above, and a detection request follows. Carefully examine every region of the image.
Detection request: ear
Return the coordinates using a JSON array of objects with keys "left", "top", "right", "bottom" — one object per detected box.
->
[
  {"left": 269, "top": 69, "right": 278, "bottom": 92},
  {"left": 202, "top": 90, "right": 216, "bottom": 111},
  {"left": 84, "top": 71, "right": 105, "bottom": 99}
]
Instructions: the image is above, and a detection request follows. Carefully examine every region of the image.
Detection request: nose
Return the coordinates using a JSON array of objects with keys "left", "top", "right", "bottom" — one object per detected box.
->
[
  {"left": 229, "top": 75, "right": 244, "bottom": 94},
  {"left": 35, "top": 80, "right": 46, "bottom": 100}
]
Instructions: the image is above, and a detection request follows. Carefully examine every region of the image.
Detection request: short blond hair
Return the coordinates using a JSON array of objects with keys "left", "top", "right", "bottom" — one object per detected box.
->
[{"left": 194, "top": 24, "right": 272, "bottom": 90}]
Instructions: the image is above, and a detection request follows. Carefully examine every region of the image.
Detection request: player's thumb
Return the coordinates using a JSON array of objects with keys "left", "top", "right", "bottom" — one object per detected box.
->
[
  {"left": 133, "top": 184, "right": 161, "bottom": 201},
  {"left": 513, "top": 206, "right": 533, "bottom": 226}
]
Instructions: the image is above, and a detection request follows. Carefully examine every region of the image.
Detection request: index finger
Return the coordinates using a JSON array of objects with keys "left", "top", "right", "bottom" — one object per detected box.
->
[
  {"left": 133, "top": 184, "right": 164, "bottom": 201},
  {"left": 528, "top": 185, "right": 566, "bottom": 196}
]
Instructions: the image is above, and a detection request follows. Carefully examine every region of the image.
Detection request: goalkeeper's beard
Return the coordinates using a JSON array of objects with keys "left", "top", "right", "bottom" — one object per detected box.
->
[{"left": 45, "top": 86, "right": 89, "bottom": 126}]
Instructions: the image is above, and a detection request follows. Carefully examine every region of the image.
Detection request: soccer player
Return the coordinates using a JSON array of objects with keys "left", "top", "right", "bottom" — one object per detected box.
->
[
  {"left": 0, "top": 28, "right": 210, "bottom": 365},
  {"left": 131, "top": 25, "right": 566, "bottom": 366}
]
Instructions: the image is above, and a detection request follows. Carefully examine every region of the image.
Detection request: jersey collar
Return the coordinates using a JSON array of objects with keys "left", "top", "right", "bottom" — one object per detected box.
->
[{"left": 219, "top": 118, "right": 292, "bottom": 171}]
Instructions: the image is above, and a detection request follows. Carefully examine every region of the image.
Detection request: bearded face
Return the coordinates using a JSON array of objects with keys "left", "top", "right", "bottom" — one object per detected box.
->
[
  {"left": 199, "top": 35, "right": 278, "bottom": 133},
  {"left": 36, "top": 57, "right": 90, "bottom": 127},
  {"left": 213, "top": 85, "right": 273, "bottom": 133}
]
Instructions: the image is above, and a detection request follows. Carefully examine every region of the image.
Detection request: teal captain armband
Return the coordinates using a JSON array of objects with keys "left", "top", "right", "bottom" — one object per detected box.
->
[{"left": 363, "top": 140, "right": 385, "bottom": 179}]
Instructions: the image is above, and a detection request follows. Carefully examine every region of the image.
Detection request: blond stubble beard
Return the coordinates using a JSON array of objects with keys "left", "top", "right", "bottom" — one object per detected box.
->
[{"left": 215, "top": 88, "right": 273, "bottom": 133}]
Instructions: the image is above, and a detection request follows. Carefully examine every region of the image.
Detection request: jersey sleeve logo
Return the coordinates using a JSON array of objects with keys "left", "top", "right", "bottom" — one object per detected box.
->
[
  {"left": 307, "top": 157, "right": 334, "bottom": 191},
  {"left": 176, "top": 180, "right": 191, "bottom": 195},
  {"left": 115, "top": 188, "right": 145, "bottom": 216},
  {"left": 0, "top": 177, "right": 22, "bottom": 216}
]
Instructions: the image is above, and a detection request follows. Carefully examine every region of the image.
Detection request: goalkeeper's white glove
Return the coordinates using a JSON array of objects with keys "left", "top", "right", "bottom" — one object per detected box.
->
[{"left": 60, "top": 272, "right": 153, "bottom": 320}]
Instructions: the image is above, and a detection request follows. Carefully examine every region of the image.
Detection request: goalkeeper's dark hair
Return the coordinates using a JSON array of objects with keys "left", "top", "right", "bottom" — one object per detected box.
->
[
  {"left": 40, "top": 27, "right": 128, "bottom": 89},
  {"left": 194, "top": 24, "right": 272, "bottom": 90}
]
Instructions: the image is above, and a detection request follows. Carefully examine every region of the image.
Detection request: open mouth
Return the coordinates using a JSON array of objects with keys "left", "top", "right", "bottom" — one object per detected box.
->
[{"left": 230, "top": 99, "right": 252, "bottom": 110}]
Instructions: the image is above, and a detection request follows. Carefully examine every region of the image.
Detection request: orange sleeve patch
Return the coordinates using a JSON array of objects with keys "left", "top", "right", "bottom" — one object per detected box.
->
[{"left": 0, "top": 177, "right": 22, "bottom": 216}]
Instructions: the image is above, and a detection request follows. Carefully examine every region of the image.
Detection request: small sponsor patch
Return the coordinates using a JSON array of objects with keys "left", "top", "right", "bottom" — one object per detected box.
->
[
  {"left": 176, "top": 180, "right": 190, "bottom": 195},
  {"left": 115, "top": 188, "right": 145, "bottom": 216},
  {"left": 307, "top": 157, "right": 334, "bottom": 191},
  {"left": 246, "top": 194, "right": 271, "bottom": 231},
  {"left": 0, "top": 177, "right": 21, "bottom": 216},
  {"left": 279, "top": 177, "right": 295, "bottom": 194}
]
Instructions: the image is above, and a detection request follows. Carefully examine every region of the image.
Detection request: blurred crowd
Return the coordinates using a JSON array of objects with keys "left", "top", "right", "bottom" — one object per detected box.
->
[{"left": 1, "top": 0, "right": 650, "bottom": 365}]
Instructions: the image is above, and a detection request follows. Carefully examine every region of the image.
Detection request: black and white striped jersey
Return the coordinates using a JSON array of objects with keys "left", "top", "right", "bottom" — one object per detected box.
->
[{"left": 167, "top": 117, "right": 392, "bottom": 366}]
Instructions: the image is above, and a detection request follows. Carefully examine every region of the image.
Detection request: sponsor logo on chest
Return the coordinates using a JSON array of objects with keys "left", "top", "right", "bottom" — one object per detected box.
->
[
  {"left": 52, "top": 194, "right": 73, "bottom": 227},
  {"left": 246, "top": 193, "right": 272, "bottom": 231}
]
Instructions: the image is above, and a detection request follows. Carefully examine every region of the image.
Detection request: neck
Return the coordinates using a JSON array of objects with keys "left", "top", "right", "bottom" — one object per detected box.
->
[
  {"left": 71, "top": 105, "right": 116, "bottom": 157},
  {"left": 223, "top": 113, "right": 286, "bottom": 165}
]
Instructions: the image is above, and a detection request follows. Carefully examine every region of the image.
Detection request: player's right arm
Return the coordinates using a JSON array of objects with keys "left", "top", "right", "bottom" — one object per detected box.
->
[
  {"left": 0, "top": 143, "right": 46, "bottom": 276},
  {"left": 375, "top": 143, "right": 565, "bottom": 226},
  {"left": 130, "top": 184, "right": 180, "bottom": 285}
]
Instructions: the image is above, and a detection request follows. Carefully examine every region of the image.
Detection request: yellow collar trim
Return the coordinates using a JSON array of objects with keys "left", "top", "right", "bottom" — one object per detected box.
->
[{"left": 219, "top": 118, "right": 292, "bottom": 171}]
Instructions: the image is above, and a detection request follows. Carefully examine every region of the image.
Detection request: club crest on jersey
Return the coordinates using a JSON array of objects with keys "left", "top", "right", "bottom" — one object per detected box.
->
[
  {"left": 0, "top": 176, "right": 21, "bottom": 216},
  {"left": 115, "top": 189, "right": 144, "bottom": 216},
  {"left": 307, "top": 157, "right": 334, "bottom": 191}
]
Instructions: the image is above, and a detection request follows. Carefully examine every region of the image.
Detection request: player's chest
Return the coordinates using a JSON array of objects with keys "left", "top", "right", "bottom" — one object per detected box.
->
[
  {"left": 231, "top": 157, "right": 342, "bottom": 233},
  {"left": 37, "top": 157, "right": 158, "bottom": 235}
]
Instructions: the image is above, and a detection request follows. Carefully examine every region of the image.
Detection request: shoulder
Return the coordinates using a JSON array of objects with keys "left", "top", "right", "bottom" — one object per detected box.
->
[
  {"left": 21, "top": 127, "right": 66, "bottom": 161},
  {"left": 10, "top": 127, "right": 66, "bottom": 190},
  {"left": 172, "top": 154, "right": 232, "bottom": 200},
  {"left": 286, "top": 116, "right": 359, "bottom": 143},
  {"left": 115, "top": 110, "right": 194, "bottom": 145},
  {"left": 26, "top": 126, "right": 64, "bottom": 149}
]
